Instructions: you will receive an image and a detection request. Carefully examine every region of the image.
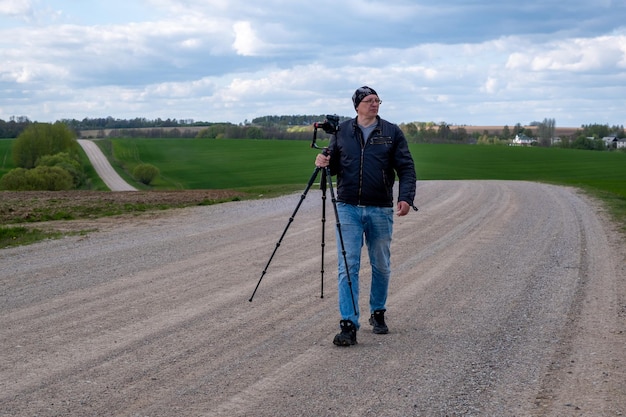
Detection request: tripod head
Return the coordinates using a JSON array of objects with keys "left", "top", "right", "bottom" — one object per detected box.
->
[{"left": 311, "top": 114, "right": 340, "bottom": 151}]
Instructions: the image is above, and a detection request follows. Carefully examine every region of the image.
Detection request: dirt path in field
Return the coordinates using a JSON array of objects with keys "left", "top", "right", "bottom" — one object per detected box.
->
[
  {"left": 1, "top": 181, "right": 625, "bottom": 416},
  {"left": 77, "top": 139, "right": 137, "bottom": 191}
]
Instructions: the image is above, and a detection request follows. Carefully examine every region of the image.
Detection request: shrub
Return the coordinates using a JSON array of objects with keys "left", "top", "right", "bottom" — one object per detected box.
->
[
  {"left": 28, "top": 166, "right": 74, "bottom": 190},
  {"left": 37, "top": 152, "right": 86, "bottom": 187},
  {"left": 0, "top": 167, "right": 29, "bottom": 190},
  {"left": 133, "top": 163, "right": 160, "bottom": 185},
  {"left": 0, "top": 165, "right": 73, "bottom": 190}
]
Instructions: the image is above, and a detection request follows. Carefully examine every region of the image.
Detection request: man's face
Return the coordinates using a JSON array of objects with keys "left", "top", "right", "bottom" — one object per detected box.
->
[{"left": 356, "top": 94, "right": 380, "bottom": 118}]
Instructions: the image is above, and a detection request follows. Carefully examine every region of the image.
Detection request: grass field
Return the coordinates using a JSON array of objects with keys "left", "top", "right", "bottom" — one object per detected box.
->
[
  {"left": 2, "top": 137, "right": 625, "bottom": 229},
  {"left": 106, "top": 138, "right": 319, "bottom": 190},
  {"left": 0, "top": 139, "right": 12, "bottom": 178},
  {"left": 99, "top": 138, "right": 626, "bottom": 227},
  {"left": 100, "top": 138, "right": 626, "bottom": 192}
]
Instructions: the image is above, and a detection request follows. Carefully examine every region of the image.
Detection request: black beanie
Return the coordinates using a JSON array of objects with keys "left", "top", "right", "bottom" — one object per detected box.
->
[{"left": 352, "top": 86, "right": 378, "bottom": 109}]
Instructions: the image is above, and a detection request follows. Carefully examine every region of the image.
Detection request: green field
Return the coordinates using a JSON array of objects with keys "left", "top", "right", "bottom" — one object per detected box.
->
[
  {"left": 0, "top": 139, "right": 12, "bottom": 177},
  {"left": 2, "top": 137, "right": 626, "bottom": 227},
  {"left": 104, "top": 138, "right": 321, "bottom": 190},
  {"left": 111, "top": 138, "right": 626, "bottom": 228},
  {"left": 100, "top": 138, "right": 626, "bottom": 194},
  {"left": 412, "top": 143, "right": 626, "bottom": 193}
]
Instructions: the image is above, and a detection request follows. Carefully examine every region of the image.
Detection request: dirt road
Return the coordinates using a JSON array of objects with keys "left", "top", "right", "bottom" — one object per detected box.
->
[
  {"left": 77, "top": 139, "right": 137, "bottom": 191},
  {"left": 1, "top": 181, "right": 625, "bottom": 416}
]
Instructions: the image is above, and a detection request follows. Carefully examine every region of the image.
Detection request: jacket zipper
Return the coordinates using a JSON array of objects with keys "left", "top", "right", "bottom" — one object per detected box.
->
[{"left": 357, "top": 129, "right": 366, "bottom": 205}]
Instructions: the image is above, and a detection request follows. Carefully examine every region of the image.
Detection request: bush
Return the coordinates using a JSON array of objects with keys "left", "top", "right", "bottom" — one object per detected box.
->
[
  {"left": 0, "top": 168, "right": 29, "bottom": 190},
  {"left": 0, "top": 165, "right": 73, "bottom": 190},
  {"left": 37, "top": 152, "right": 86, "bottom": 187},
  {"left": 133, "top": 163, "right": 160, "bottom": 185}
]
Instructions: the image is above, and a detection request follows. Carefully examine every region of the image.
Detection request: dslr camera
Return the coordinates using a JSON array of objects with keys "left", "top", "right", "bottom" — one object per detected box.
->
[{"left": 314, "top": 114, "right": 340, "bottom": 135}]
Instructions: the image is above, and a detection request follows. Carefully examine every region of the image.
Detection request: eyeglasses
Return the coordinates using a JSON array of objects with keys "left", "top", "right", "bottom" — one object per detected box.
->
[{"left": 361, "top": 98, "right": 382, "bottom": 105}]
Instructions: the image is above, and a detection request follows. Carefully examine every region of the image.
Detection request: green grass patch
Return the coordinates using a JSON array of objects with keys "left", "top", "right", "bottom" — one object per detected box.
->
[
  {"left": 0, "top": 139, "right": 16, "bottom": 178},
  {"left": 0, "top": 225, "right": 64, "bottom": 249}
]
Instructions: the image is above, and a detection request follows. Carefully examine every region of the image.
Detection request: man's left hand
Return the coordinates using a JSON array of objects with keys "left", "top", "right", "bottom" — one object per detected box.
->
[{"left": 396, "top": 201, "right": 410, "bottom": 216}]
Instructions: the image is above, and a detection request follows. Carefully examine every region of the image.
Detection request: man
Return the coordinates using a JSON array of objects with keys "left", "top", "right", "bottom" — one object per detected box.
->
[{"left": 315, "top": 86, "right": 417, "bottom": 346}]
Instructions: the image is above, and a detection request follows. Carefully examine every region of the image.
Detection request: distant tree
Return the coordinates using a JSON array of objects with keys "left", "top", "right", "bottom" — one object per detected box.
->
[
  {"left": 245, "top": 126, "right": 264, "bottom": 139},
  {"left": 438, "top": 122, "right": 451, "bottom": 141},
  {"left": 571, "top": 136, "right": 606, "bottom": 151},
  {"left": 581, "top": 123, "right": 610, "bottom": 139},
  {"left": 537, "top": 118, "right": 556, "bottom": 147},
  {"left": 476, "top": 134, "right": 492, "bottom": 145},
  {"left": 502, "top": 125, "right": 511, "bottom": 139},
  {"left": 12, "top": 122, "right": 78, "bottom": 169},
  {"left": 0, "top": 116, "right": 31, "bottom": 138},
  {"left": 400, "top": 122, "right": 418, "bottom": 142},
  {"left": 419, "top": 122, "right": 437, "bottom": 142},
  {"left": 449, "top": 127, "right": 469, "bottom": 142},
  {"left": 196, "top": 124, "right": 231, "bottom": 139}
]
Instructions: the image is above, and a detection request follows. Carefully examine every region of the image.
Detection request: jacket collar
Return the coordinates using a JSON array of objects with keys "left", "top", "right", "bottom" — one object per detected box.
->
[{"left": 352, "top": 115, "right": 380, "bottom": 130}]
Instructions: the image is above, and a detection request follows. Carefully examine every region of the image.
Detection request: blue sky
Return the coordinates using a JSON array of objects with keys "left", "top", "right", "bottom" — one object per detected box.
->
[{"left": 1, "top": 0, "right": 625, "bottom": 127}]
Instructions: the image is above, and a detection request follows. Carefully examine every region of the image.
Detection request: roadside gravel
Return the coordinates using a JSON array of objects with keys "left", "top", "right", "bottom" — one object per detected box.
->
[{"left": 1, "top": 180, "right": 624, "bottom": 416}]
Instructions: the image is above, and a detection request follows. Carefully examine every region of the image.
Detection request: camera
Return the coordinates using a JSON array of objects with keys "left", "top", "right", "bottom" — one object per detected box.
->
[
  {"left": 314, "top": 114, "right": 340, "bottom": 135},
  {"left": 311, "top": 114, "right": 340, "bottom": 150}
]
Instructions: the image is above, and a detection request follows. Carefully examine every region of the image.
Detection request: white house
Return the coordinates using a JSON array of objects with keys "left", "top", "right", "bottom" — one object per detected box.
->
[
  {"left": 602, "top": 136, "right": 619, "bottom": 149},
  {"left": 511, "top": 134, "right": 537, "bottom": 146}
]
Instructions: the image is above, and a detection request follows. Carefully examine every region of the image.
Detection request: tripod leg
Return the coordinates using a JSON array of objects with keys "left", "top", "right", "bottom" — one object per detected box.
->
[
  {"left": 249, "top": 167, "right": 322, "bottom": 302},
  {"left": 320, "top": 170, "right": 327, "bottom": 299},
  {"left": 324, "top": 167, "right": 358, "bottom": 316}
]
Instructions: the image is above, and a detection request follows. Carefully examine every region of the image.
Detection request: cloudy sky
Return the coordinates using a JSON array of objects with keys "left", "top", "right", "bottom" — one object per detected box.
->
[{"left": 1, "top": 0, "right": 625, "bottom": 127}]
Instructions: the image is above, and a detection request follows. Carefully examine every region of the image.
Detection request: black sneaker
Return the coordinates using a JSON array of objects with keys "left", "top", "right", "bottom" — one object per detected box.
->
[
  {"left": 369, "top": 310, "right": 389, "bottom": 334},
  {"left": 333, "top": 320, "right": 357, "bottom": 346}
]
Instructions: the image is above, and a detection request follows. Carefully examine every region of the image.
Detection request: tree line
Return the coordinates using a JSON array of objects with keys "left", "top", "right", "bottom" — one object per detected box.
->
[
  {"left": 0, "top": 116, "right": 215, "bottom": 138},
  {"left": 1, "top": 115, "right": 624, "bottom": 149}
]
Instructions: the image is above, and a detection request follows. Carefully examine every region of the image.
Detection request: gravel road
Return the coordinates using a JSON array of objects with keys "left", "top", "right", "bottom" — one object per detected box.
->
[
  {"left": 1, "top": 180, "right": 625, "bottom": 416},
  {"left": 77, "top": 140, "right": 137, "bottom": 191}
]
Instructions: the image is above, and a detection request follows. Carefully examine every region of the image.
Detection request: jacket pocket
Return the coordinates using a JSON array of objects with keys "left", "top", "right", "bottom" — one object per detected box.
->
[{"left": 370, "top": 136, "right": 393, "bottom": 145}]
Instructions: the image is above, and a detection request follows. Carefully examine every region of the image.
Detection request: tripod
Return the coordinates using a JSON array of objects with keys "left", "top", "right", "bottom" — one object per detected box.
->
[{"left": 248, "top": 148, "right": 358, "bottom": 317}]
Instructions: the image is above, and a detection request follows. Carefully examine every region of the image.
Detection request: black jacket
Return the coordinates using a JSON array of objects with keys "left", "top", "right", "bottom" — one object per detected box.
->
[{"left": 327, "top": 116, "right": 416, "bottom": 208}]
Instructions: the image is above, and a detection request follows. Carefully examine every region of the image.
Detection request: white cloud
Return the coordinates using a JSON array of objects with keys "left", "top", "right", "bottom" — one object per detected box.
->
[
  {"left": 232, "top": 21, "right": 264, "bottom": 56},
  {"left": 0, "top": 0, "right": 32, "bottom": 16},
  {"left": 482, "top": 77, "right": 499, "bottom": 94},
  {"left": 1, "top": 1, "right": 626, "bottom": 126}
]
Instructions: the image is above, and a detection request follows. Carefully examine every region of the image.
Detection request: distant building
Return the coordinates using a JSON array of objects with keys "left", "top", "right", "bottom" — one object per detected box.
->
[
  {"left": 601, "top": 136, "right": 619, "bottom": 149},
  {"left": 511, "top": 134, "right": 537, "bottom": 146}
]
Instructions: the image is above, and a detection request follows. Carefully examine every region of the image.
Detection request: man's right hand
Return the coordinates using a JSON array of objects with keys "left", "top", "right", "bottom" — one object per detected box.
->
[{"left": 315, "top": 153, "right": 330, "bottom": 168}]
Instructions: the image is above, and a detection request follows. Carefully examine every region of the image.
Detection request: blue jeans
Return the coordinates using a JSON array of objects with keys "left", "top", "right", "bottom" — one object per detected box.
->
[{"left": 335, "top": 202, "right": 394, "bottom": 328}]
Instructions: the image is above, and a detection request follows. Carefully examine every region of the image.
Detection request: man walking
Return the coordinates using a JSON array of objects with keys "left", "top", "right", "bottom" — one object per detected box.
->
[{"left": 315, "top": 86, "right": 417, "bottom": 346}]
